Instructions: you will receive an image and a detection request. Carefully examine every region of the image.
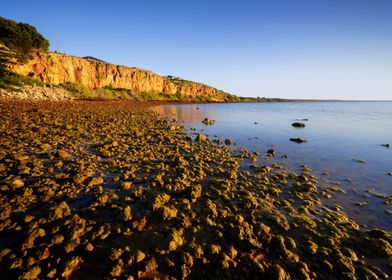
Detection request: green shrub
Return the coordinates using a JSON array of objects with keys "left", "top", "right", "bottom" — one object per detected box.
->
[
  {"left": 0, "top": 16, "right": 49, "bottom": 62},
  {"left": 0, "top": 72, "right": 44, "bottom": 90}
]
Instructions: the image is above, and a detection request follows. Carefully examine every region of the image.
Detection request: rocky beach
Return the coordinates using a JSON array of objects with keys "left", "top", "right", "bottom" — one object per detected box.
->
[{"left": 0, "top": 100, "right": 390, "bottom": 279}]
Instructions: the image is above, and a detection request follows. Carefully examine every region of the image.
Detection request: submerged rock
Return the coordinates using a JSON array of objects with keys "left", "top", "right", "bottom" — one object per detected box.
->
[
  {"left": 289, "top": 138, "right": 307, "bottom": 143},
  {"left": 292, "top": 122, "right": 305, "bottom": 128}
]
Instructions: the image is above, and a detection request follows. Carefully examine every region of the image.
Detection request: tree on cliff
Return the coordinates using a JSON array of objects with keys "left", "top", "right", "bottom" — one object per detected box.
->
[{"left": 0, "top": 16, "right": 49, "bottom": 62}]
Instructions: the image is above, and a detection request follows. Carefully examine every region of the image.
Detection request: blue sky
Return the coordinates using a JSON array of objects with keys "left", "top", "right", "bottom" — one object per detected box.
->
[{"left": 2, "top": 0, "right": 392, "bottom": 100}]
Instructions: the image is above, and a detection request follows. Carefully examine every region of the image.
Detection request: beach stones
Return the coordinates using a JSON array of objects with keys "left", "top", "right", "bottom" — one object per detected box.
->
[{"left": 0, "top": 100, "right": 390, "bottom": 280}]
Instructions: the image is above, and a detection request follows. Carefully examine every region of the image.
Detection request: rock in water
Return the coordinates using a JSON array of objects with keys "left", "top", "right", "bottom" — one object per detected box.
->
[
  {"left": 201, "top": 118, "right": 215, "bottom": 125},
  {"left": 292, "top": 122, "right": 305, "bottom": 128},
  {"left": 289, "top": 138, "right": 307, "bottom": 143},
  {"left": 267, "top": 149, "right": 275, "bottom": 156}
]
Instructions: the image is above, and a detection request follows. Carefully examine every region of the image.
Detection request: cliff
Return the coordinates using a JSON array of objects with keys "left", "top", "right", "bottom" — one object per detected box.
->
[{"left": 11, "top": 52, "right": 231, "bottom": 101}]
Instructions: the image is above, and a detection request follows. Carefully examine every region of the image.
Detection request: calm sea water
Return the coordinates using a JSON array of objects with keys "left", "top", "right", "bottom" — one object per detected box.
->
[{"left": 152, "top": 102, "right": 392, "bottom": 230}]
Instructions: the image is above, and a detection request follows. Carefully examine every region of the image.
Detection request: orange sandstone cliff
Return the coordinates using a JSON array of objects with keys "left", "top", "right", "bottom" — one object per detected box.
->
[{"left": 11, "top": 52, "right": 231, "bottom": 100}]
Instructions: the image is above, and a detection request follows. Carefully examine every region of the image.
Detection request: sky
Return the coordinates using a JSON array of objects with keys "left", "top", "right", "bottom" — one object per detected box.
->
[{"left": 2, "top": 0, "right": 392, "bottom": 100}]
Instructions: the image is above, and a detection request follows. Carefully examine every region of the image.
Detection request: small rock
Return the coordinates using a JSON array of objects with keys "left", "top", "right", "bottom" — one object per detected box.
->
[
  {"left": 267, "top": 149, "right": 275, "bottom": 157},
  {"left": 20, "top": 266, "right": 41, "bottom": 279},
  {"left": 289, "top": 138, "right": 307, "bottom": 143},
  {"left": 85, "top": 243, "right": 94, "bottom": 251},
  {"left": 202, "top": 118, "right": 215, "bottom": 125},
  {"left": 292, "top": 122, "right": 305, "bottom": 128},
  {"left": 120, "top": 181, "right": 132, "bottom": 190},
  {"left": 123, "top": 206, "right": 132, "bottom": 221},
  {"left": 224, "top": 139, "right": 232, "bottom": 145},
  {"left": 62, "top": 256, "right": 83, "bottom": 278},
  {"left": 11, "top": 178, "right": 24, "bottom": 189},
  {"left": 56, "top": 149, "right": 71, "bottom": 159},
  {"left": 50, "top": 202, "right": 71, "bottom": 220},
  {"left": 381, "top": 144, "right": 390, "bottom": 148},
  {"left": 195, "top": 133, "right": 207, "bottom": 142},
  {"left": 136, "top": 250, "right": 146, "bottom": 262}
]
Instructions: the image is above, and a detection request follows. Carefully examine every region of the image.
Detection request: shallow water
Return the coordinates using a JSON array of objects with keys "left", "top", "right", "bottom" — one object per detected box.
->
[{"left": 152, "top": 101, "right": 392, "bottom": 230}]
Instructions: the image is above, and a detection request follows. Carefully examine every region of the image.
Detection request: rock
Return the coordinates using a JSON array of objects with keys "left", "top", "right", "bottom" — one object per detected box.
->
[
  {"left": 23, "top": 228, "right": 46, "bottom": 250},
  {"left": 353, "top": 159, "right": 366, "bottom": 163},
  {"left": 195, "top": 133, "right": 207, "bottom": 142},
  {"left": 202, "top": 118, "right": 215, "bottom": 125},
  {"left": 56, "top": 149, "right": 71, "bottom": 159},
  {"left": 0, "top": 248, "right": 11, "bottom": 261},
  {"left": 20, "top": 266, "right": 41, "bottom": 280},
  {"left": 123, "top": 206, "right": 132, "bottom": 221},
  {"left": 381, "top": 144, "right": 390, "bottom": 148},
  {"left": 85, "top": 243, "right": 94, "bottom": 251},
  {"left": 168, "top": 229, "right": 183, "bottom": 251},
  {"left": 51, "top": 234, "right": 64, "bottom": 245},
  {"left": 292, "top": 122, "right": 305, "bottom": 128},
  {"left": 304, "top": 240, "right": 318, "bottom": 254},
  {"left": 268, "top": 264, "right": 290, "bottom": 280},
  {"left": 136, "top": 250, "right": 146, "bottom": 262},
  {"left": 47, "top": 269, "right": 57, "bottom": 278},
  {"left": 88, "top": 176, "right": 104, "bottom": 186},
  {"left": 224, "top": 139, "right": 232, "bottom": 145},
  {"left": 289, "top": 138, "right": 307, "bottom": 143},
  {"left": 161, "top": 206, "right": 177, "bottom": 220},
  {"left": 388, "top": 172, "right": 392, "bottom": 176},
  {"left": 50, "top": 201, "right": 71, "bottom": 220},
  {"left": 267, "top": 149, "right": 275, "bottom": 157},
  {"left": 120, "top": 181, "right": 132, "bottom": 190},
  {"left": 62, "top": 256, "right": 83, "bottom": 278},
  {"left": 11, "top": 178, "right": 24, "bottom": 189}
]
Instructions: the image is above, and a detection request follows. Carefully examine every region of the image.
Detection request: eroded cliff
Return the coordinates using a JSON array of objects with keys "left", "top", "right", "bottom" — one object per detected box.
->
[{"left": 11, "top": 52, "right": 231, "bottom": 100}]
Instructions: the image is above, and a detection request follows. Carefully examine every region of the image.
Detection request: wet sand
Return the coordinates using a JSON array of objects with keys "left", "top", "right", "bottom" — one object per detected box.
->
[{"left": 0, "top": 100, "right": 390, "bottom": 279}]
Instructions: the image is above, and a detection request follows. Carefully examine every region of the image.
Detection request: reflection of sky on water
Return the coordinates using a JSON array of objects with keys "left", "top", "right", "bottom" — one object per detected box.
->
[{"left": 152, "top": 102, "right": 392, "bottom": 230}]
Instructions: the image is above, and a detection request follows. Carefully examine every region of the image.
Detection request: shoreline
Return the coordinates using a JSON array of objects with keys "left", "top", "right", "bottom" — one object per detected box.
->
[{"left": 0, "top": 100, "right": 390, "bottom": 279}]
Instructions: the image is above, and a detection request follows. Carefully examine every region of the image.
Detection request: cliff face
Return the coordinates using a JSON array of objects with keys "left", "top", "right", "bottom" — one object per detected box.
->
[{"left": 11, "top": 52, "right": 229, "bottom": 100}]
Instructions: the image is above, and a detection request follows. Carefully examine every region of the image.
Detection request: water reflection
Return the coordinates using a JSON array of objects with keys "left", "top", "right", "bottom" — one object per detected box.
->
[{"left": 153, "top": 104, "right": 216, "bottom": 125}]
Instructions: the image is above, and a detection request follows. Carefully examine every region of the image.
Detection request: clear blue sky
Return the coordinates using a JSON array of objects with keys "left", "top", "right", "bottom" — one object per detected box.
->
[{"left": 2, "top": 0, "right": 392, "bottom": 100}]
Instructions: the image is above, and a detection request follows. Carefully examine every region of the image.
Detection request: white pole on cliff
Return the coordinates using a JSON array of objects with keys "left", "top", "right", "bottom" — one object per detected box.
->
[{"left": 56, "top": 33, "right": 60, "bottom": 53}]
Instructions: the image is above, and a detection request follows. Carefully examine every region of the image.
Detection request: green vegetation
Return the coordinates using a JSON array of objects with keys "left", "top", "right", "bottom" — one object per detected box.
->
[
  {"left": 0, "top": 44, "right": 15, "bottom": 76},
  {"left": 165, "top": 75, "right": 201, "bottom": 86},
  {"left": 0, "top": 71, "right": 44, "bottom": 91},
  {"left": 59, "top": 82, "right": 134, "bottom": 100},
  {"left": 0, "top": 16, "right": 49, "bottom": 62}
]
